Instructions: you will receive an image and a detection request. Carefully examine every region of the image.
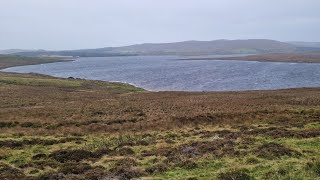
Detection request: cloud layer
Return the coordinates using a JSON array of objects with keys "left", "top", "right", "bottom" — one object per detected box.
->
[{"left": 1, "top": 0, "right": 319, "bottom": 49}]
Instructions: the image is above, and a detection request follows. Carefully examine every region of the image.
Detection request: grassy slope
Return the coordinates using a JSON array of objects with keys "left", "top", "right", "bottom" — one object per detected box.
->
[
  {"left": 0, "top": 56, "right": 319, "bottom": 179},
  {"left": 0, "top": 55, "right": 73, "bottom": 69}
]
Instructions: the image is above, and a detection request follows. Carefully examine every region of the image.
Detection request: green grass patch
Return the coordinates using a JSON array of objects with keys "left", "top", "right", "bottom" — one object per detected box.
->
[
  {"left": 0, "top": 77, "right": 82, "bottom": 87},
  {"left": 0, "top": 55, "right": 66, "bottom": 69},
  {"left": 304, "top": 122, "right": 320, "bottom": 129},
  {"left": 99, "top": 82, "right": 145, "bottom": 93},
  {"left": 156, "top": 160, "right": 225, "bottom": 179}
]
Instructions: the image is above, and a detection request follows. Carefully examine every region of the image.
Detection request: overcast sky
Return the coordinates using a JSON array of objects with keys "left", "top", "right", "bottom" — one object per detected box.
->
[{"left": 0, "top": 0, "right": 319, "bottom": 50}]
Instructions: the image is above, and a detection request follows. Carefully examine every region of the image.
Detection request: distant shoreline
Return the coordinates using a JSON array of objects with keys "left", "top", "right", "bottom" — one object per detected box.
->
[
  {"left": 178, "top": 52, "right": 320, "bottom": 63},
  {"left": 0, "top": 56, "right": 75, "bottom": 70}
]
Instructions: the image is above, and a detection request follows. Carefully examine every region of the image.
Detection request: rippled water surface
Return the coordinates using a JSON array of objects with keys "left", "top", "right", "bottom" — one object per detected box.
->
[{"left": 3, "top": 55, "right": 320, "bottom": 91}]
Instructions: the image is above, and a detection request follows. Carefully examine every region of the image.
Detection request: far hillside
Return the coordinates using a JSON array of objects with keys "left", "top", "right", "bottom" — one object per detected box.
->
[
  {"left": 287, "top": 41, "right": 320, "bottom": 48},
  {"left": 11, "top": 39, "right": 310, "bottom": 57},
  {"left": 111, "top": 39, "right": 296, "bottom": 55}
]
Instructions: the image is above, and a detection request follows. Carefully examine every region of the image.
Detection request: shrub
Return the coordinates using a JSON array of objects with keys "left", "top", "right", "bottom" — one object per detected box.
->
[
  {"left": 0, "top": 121, "right": 19, "bottom": 128},
  {"left": 20, "top": 122, "right": 41, "bottom": 128},
  {"left": 49, "top": 149, "right": 94, "bottom": 163}
]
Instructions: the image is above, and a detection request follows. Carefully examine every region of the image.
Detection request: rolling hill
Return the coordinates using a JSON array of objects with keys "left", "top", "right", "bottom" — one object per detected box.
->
[
  {"left": 11, "top": 39, "right": 302, "bottom": 57},
  {"left": 112, "top": 39, "right": 297, "bottom": 55},
  {"left": 0, "top": 49, "right": 40, "bottom": 54},
  {"left": 287, "top": 41, "right": 320, "bottom": 48}
]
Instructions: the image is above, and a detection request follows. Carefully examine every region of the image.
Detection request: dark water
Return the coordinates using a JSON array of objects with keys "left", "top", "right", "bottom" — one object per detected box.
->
[{"left": 3, "top": 55, "right": 320, "bottom": 91}]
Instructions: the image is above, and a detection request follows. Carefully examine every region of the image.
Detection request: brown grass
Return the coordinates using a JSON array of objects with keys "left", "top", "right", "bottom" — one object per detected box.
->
[{"left": 1, "top": 72, "right": 319, "bottom": 135}]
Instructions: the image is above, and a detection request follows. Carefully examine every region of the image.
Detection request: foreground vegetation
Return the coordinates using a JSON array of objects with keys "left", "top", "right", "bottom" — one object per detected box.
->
[
  {"left": 0, "top": 56, "right": 319, "bottom": 179},
  {"left": 0, "top": 72, "right": 319, "bottom": 180}
]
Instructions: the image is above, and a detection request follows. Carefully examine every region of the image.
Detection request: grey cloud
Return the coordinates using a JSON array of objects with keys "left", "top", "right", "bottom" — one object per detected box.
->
[{"left": 0, "top": 0, "right": 319, "bottom": 49}]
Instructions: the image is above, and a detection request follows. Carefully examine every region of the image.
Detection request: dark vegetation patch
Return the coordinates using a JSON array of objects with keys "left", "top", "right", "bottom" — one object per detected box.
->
[
  {"left": 0, "top": 121, "right": 19, "bottom": 128},
  {"left": 180, "top": 139, "right": 239, "bottom": 157},
  {"left": 115, "top": 147, "right": 135, "bottom": 156},
  {"left": 94, "top": 148, "right": 113, "bottom": 157},
  {"left": 22, "top": 159, "right": 59, "bottom": 170},
  {"left": 143, "top": 139, "right": 240, "bottom": 161},
  {"left": 36, "top": 172, "right": 65, "bottom": 180},
  {"left": 175, "top": 114, "right": 222, "bottom": 125},
  {"left": 0, "top": 163, "right": 27, "bottom": 180},
  {"left": 108, "top": 157, "right": 145, "bottom": 180},
  {"left": 200, "top": 129, "right": 241, "bottom": 139},
  {"left": 218, "top": 169, "right": 251, "bottom": 180},
  {"left": 29, "top": 169, "right": 39, "bottom": 174},
  {"left": 37, "top": 165, "right": 108, "bottom": 180},
  {"left": 175, "top": 109, "right": 320, "bottom": 130},
  {"left": 145, "top": 163, "right": 169, "bottom": 174},
  {"left": 115, "top": 158, "right": 138, "bottom": 167},
  {"left": 110, "top": 166, "right": 146, "bottom": 180},
  {"left": 49, "top": 149, "right": 92, "bottom": 163},
  {"left": 175, "top": 159, "right": 198, "bottom": 169},
  {"left": 306, "top": 160, "right": 320, "bottom": 176},
  {"left": 255, "top": 142, "right": 301, "bottom": 160},
  {"left": 117, "top": 139, "right": 155, "bottom": 147},
  {"left": 245, "top": 127, "right": 320, "bottom": 138},
  {"left": 239, "top": 136, "right": 256, "bottom": 146},
  {"left": 70, "top": 118, "right": 144, "bottom": 127},
  {"left": 31, "top": 153, "right": 48, "bottom": 160},
  {"left": 245, "top": 157, "right": 260, "bottom": 164},
  {"left": 59, "top": 162, "right": 92, "bottom": 174},
  {"left": 82, "top": 166, "right": 110, "bottom": 180},
  {"left": 49, "top": 147, "right": 112, "bottom": 163},
  {"left": 264, "top": 168, "right": 289, "bottom": 179},
  {"left": 197, "top": 126, "right": 320, "bottom": 142},
  {"left": 20, "top": 122, "right": 42, "bottom": 128},
  {"left": 0, "top": 137, "right": 84, "bottom": 148}
]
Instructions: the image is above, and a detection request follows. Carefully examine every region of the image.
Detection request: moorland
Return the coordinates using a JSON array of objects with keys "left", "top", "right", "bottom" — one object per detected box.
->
[{"left": 0, "top": 56, "right": 319, "bottom": 179}]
